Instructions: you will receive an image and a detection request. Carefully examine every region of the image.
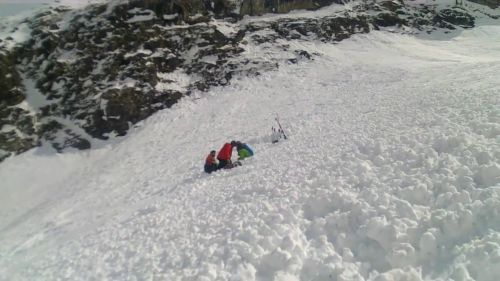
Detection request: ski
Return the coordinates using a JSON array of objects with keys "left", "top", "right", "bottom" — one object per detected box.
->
[{"left": 275, "top": 114, "right": 287, "bottom": 140}]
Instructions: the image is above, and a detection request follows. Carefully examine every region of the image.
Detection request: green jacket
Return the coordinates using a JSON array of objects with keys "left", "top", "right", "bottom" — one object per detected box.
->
[{"left": 237, "top": 148, "right": 251, "bottom": 160}]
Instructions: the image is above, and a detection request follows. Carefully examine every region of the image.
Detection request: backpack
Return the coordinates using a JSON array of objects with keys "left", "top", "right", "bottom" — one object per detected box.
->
[{"left": 242, "top": 143, "right": 254, "bottom": 156}]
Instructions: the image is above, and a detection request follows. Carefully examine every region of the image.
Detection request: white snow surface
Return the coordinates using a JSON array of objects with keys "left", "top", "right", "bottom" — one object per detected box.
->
[
  {"left": 0, "top": 0, "right": 109, "bottom": 49},
  {"left": 1, "top": 26, "right": 500, "bottom": 280}
]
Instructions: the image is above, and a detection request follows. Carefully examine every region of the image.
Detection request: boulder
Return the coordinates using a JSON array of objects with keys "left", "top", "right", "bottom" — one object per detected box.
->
[{"left": 434, "top": 8, "right": 475, "bottom": 28}]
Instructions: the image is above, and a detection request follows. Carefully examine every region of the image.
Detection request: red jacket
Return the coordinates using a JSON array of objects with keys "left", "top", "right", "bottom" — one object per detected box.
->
[
  {"left": 217, "top": 143, "right": 233, "bottom": 161},
  {"left": 205, "top": 154, "right": 216, "bottom": 165}
]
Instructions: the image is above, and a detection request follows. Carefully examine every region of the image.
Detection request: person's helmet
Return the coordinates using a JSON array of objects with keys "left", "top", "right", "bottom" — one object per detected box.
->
[{"left": 210, "top": 150, "right": 216, "bottom": 154}]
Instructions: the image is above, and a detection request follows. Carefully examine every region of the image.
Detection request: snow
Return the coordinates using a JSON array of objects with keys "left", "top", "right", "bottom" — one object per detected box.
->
[
  {"left": 13, "top": 74, "right": 55, "bottom": 115},
  {"left": 124, "top": 48, "right": 153, "bottom": 58},
  {"left": 212, "top": 19, "right": 238, "bottom": 37},
  {"left": 126, "top": 9, "right": 156, "bottom": 24},
  {"left": 1, "top": 18, "right": 500, "bottom": 281},
  {"left": 156, "top": 69, "right": 197, "bottom": 92},
  {"left": 163, "top": 13, "right": 178, "bottom": 20},
  {"left": 0, "top": 2, "right": 50, "bottom": 18},
  {"left": 238, "top": 0, "right": 349, "bottom": 23},
  {"left": 0, "top": 17, "right": 33, "bottom": 50},
  {"left": 49, "top": 0, "right": 109, "bottom": 10},
  {"left": 0, "top": 0, "right": 107, "bottom": 50},
  {"left": 109, "top": 77, "right": 139, "bottom": 89}
]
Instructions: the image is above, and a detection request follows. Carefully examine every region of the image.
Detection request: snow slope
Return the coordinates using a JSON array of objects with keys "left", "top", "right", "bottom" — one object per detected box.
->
[
  {"left": 1, "top": 26, "right": 500, "bottom": 280},
  {"left": 0, "top": 0, "right": 106, "bottom": 49}
]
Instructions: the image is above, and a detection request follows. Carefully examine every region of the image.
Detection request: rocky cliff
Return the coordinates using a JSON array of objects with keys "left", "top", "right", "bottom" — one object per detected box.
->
[{"left": 0, "top": 0, "right": 497, "bottom": 161}]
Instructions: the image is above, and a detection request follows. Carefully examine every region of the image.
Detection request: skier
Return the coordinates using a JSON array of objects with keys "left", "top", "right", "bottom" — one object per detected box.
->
[
  {"left": 217, "top": 141, "right": 236, "bottom": 169},
  {"left": 235, "top": 141, "right": 254, "bottom": 160},
  {"left": 204, "top": 150, "right": 218, "bottom": 174}
]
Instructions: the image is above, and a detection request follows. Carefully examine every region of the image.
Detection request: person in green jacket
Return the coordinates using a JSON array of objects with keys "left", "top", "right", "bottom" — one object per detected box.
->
[{"left": 235, "top": 141, "right": 254, "bottom": 160}]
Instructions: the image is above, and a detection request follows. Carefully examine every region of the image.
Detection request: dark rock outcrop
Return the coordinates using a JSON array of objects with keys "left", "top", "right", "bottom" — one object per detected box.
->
[
  {"left": 468, "top": 0, "right": 500, "bottom": 9},
  {"left": 434, "top": 8, "right": 475, "bottom": 28},
  {"left": 0, "top": 52, "right": 24, "bottom": 106}
]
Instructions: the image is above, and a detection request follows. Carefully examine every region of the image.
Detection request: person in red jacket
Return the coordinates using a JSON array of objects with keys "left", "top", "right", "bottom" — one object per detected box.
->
[
  {"left": 217, "top": 141, "right": 237, "bottom": 169},
  {"left": 204, "top": 150, "right": 218, "bottom": 174}
]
